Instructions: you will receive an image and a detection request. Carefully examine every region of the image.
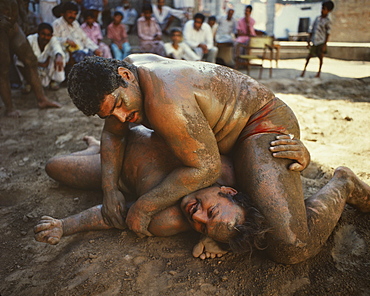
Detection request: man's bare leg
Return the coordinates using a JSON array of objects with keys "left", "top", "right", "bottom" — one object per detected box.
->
[
  {"left": 45, "top": 136, "right": 102, "bottom": 189},
  {"left": 234, "top": 133, "right": 370, "bottom": 264},
  {"left": 0, "top": 26, "right": 21, "bottom": 117},
  {"left": 34, "top": 205, "right": 112, "bottom": 245}
]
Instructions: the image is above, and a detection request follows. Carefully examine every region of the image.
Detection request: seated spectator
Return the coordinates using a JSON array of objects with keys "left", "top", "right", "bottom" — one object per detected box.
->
[
  {"left": 164, "top": 28, "right": 200, "bottom": 61},
  {"left": 235, "top": 5, "right": 256, "bottom": 45},
  {"left": 207, "top": 15, "right": 218, "bottom": 42},
  {"left": 107, "top": 11, "right": 131, "bottom": 60},
  {"left": 81, "top": 10, "right": 112, "bottom": 59},
  {"left": 17, "top": 23, "right": 66, "bottom": 91},
  {"left": 115, "top": 0, "right": 138, "bottom": 34},
  {"left": 183, "top": 13, "right": 218, "bottom": 63},
  {"left": 152, "top": 0, "right": 188, "bottom": 34},
  {"left": 82, "top": 0, "right": 104, "bottom": 22},
  {"left": 215, "top": 8, "right": 236, "bottom": 44},
  {"left": 137, "top": 4, "right": 165, "bottom": 56},
  {"left": 53, "top": 2, "right": 102, "bottom": 66}
]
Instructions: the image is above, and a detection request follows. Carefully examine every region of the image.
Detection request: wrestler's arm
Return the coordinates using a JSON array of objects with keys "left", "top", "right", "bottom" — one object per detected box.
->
[{"left": 100, "top": 116, "right": 130, "bottom": 229}]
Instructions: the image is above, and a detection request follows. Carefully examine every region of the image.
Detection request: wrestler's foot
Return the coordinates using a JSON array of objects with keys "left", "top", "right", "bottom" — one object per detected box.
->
[
  {"left": 334, "top": 167, "right": 370, "bottom": 213},
  {"left": 83, "top": 135, "right": 100, "bottom": 148},
  {"left": 192, "top": 236, "right": 228, "bottom": 260},
  {"left": 34, "top": 216, "right": 63, "bottom": 245},
  {"left": 5, "top": 109, "right": 21, "bottom": 118},
  {"left": 38, "top": 99, "right": 62, "bottom": 109},
  {"left": 314, "top": 73, "right": 321, "bottom": 78}
]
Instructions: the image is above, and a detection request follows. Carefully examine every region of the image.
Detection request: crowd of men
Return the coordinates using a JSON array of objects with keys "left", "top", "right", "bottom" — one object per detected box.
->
[{"left": 9, "top": 1, "right": 258, "bottom": 95}]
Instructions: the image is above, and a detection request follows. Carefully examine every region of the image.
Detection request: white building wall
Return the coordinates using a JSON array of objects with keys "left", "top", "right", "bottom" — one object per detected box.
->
[{"left": 274, "top": 2, "right": 321, "bottom": 39}]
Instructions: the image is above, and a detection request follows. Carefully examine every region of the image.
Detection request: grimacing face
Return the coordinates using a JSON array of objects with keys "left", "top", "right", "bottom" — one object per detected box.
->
[{"left": 181, "top": 186, "right": 245, "bottom": 243}]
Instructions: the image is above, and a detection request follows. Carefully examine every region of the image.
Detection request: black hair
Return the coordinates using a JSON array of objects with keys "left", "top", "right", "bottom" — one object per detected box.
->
[
  {"left": 322, "top": 1, "right": 334, "bottom": 11},
  {"left": 142, "top": 3, "right": 153, "bottom": 13},
  {"left": 67, "top": 56, "right": 138, "bottom": 116},
  {"left": 61, "top": 2, "right": 79, "bottom": 13},
  {"left": 83, "top": 9, "right": 95, "bottom": 20},
  {"left": 113, "top": 11, "right": 124, "bottom": 18},
  {"left": 193, "top": 13, "right": 205, "bottom": 22},
  {"left": 208, "top": 15, "right": 216, "bottom": 22},
  {"left": 246, "top": 5, "right": 253, "bottom": 12},
  {"left": 38, "top": 22, "right": 53, "bottom": 34},
  {"left": 170, "top": 27, "right": 182, "bottom": 36},
  {"left": 220, "top": 191, "right": 271, "bottom": 255}
]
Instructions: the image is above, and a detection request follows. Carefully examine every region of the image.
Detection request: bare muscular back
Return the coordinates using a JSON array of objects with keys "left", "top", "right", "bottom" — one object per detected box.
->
[{"left": 126, "top": 54, "right": 275, "bottom": 154}]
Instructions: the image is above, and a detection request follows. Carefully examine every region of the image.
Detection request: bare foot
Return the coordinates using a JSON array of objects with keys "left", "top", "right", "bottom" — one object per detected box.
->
[
  {"left": 314, "top": 73, "right": 321, "bottom": 78},
  {"left": 5, "top": 109, "right": 21, "bottom": 118},
  {"left": 334, "top": 167, "right": 370, "bottom": 213},
  {"left": 83, "top": 135, "right": 100, "bottom": 147},
  {"left": 38, "top": 99, "right": 62, "bottom": 109},
  {"left": 34, "top": 216, "right": 63, "bottom": 245},
  {"left": 192, "top": 236, "right": 228, "bottom": 260}
]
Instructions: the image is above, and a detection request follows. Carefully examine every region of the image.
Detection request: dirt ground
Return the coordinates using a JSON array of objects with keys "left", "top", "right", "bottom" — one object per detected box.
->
[{"left": 1, "top": 58, "right": 370, "bottom": 296}]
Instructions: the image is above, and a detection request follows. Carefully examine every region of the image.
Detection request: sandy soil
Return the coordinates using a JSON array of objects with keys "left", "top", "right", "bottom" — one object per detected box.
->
[{"left": 1, "top": 58, "right": 369, "bottom": 296}]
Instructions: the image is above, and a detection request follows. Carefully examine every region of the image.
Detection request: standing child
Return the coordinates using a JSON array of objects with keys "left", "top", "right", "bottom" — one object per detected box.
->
[
  {"left": 164, "top": 28, "right": 199, "bottom": 61},
  {"left": 81, "top": 10, "right": 112, "bottom": 59},
  {"left": 300, "top": 1, "right": 334, "bottom": 78},
  {"left": 107, "top": 11, "right": 131, "bottom": 60}
]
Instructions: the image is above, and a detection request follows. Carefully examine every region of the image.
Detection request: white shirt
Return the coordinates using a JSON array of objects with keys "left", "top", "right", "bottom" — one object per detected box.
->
[
  {"left": 164, "top": 42, "right": 200, "bottom": 61},
  {"left": 52, "top": 17, "right": 98, "bottom": 52},
  {"left": 173, "top": 0, "right": 194, "bottom": 8},
  {"left": 27, "top": 33, "right": 65, "bottom": 63},
  {"left": 152, "top": 5, "right": 185, "bottom": 26},
  {"left": 215, "top": 15, "right": 236, "bottom": 43},
  {"left": 183, "top": 20, "right": 214, "bottom": 50}
]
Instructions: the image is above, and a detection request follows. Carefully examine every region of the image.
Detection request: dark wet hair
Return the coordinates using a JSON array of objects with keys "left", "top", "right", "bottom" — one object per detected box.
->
[
  {"left": 113, "top": 11, "right": 124, "bottom": 18},
  {"left": 67, "top": 56, "right": 137, "bottom": 116},
  {"left": 322, "top": 1, "right": 334, "bottom": 11},
  {"left": 38, "top": 22, "right": 53, "bottom": 34},
  {"left": 62, "top": 2, "right": 79, "bottom": 13},
  {"left": 220, "top": 191, "right": 271, "bottom": 255},
  {"left": 193, "top": 13, "right": 205, "bottom": 22}
]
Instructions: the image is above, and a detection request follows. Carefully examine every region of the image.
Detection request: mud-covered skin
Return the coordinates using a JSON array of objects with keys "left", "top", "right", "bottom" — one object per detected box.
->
[
  {"left": 233, "top": 133, "right": 370, "bottom": 264},
  {"left": 100, "top": 54, "right": 274, "bottom": 234},
  {"left": 0, "top": 0, "right": 61, "bottom": 117}
]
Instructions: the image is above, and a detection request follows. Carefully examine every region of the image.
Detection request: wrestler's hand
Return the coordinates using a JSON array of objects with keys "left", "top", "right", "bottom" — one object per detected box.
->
[
  {"left": 102, "top": 190, "right": 127, "bottom": 229},
  {"left": 126, "top": 200, "right": 153, "bottom": 237},
  {"left": 270, "top": 134, "right": 310, "bottom": 172},
  {"left": 192, "top": 236, "right": 228, "bottom": 260}
]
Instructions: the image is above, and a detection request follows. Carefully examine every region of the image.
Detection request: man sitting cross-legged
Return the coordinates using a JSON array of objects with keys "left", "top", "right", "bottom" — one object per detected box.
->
[{"left": 34, "top": 126, "right": 370, "bottom": 261}]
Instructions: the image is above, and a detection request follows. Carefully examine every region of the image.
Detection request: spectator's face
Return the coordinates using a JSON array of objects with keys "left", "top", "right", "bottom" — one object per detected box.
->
[
  {"left": 171, "top": 31, "right": 182, "bottom": 43},
  {"left": 157, "top": 0, "right": 165, "bottom": 8},
  {"left": 63, "top": 10, "right": 78, "bottom": 25},
  {"left": 85, "top": 16, "right": 94, "bottom": 26},
  {"left": 193, "top": 18, "right": 203, "bottom": 30},
  {"left": 321, "top": 6, "right": 329, "bottom": 17},
  {"left": 227, "top": 9, "right": 234, "bottom": 20},
  {"left": 38, "top": 28, "right": 52, "bottom": 45},
  {"left": 113, "top": 14, "right": 123, "bottom": 24},
  {"left": 208, "top": 19, "right": 215, "bottom": 27},
  {"left": 143, "top": 10, "right": 152, "bottom": 20},
  {"left": 245, "top": 7, "right": 252, "bottom": 18}
]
